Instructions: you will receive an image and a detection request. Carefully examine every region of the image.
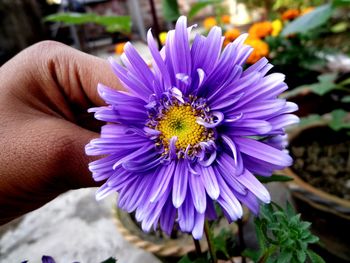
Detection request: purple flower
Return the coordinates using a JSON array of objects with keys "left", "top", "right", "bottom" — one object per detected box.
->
[{"left": 86, "top": 16, "right": 298, "bottom": 239}]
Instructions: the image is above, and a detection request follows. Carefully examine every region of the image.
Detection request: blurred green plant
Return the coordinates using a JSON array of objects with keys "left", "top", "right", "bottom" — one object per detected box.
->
[
  {"left": 162, "top": 0, "right": 181, "bottom": 22},
  {"left": 281, "top": 3, "right": 333, "bottom": 36},
  {"left": 244, "top": 203, "right": 324, "bottom": 263},
  {"left": 44, "top": 12, "right": 131, "bottom": 33}
]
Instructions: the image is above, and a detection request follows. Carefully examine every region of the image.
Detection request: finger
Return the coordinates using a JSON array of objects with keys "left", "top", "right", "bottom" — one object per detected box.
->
[{"left": 8, "top": 40, "right": 124, "bottom": 108}]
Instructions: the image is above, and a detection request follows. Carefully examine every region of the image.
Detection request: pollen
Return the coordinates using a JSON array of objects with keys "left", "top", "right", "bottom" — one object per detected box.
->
[{"left": 157, "top": 105, "right": 206, "bottom": 150}]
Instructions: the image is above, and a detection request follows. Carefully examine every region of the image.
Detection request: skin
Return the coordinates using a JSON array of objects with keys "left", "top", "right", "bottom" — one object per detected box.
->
[{"left": 0, "top": 41, "right": 123, "bottom": 225}]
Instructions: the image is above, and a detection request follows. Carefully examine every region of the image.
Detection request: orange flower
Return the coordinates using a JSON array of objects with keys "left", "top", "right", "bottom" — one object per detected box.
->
[
  {"left": 301, "top": 7, "right": 315, "bottom": 16},
  {"left": 248, "top": 21, "right": 273, "bottom": 39},
  {"left": 281, "top": 9, "right": 300, "bottom": 21},
  {"left": 244, "top": 37, "right": 269, "bottom": 64},
  {"left": 115, "top": 42, "right": 126, "bottom": 55},
  {"left": 224, "top": 28, "right": 241, "bottom": 42},
  {"left": 203, "top": 17, "right": 217, "bottom": 30},
  {"left": 221, "top": 15, "right": 231, "bottom": 24}
]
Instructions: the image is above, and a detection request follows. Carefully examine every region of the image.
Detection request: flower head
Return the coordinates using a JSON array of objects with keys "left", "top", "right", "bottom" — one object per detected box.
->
[
  {"left": 86, "top": 16, "right": 298, "bottom": 239},
  {"left": 221, "top": 15, "right": 231, "bottom": 24},
  {"left": 244, "top": 37, "right": 269, "bottom": 64},
  {"left": 115, "top": 42, "right": 126, "bottom": 55},
  {"left": 301, "top": 7, "right": 315, "bottom": 16},
  {"left": 159, "top": 32, "right": 168, "bottom": 45},
  {"left": 203, "top": 17, "right": 217, "bottom": 30},
  {"left": 271, "top": 19, "right": 283, "bottom": 37},
  {"left": 248, "top": 21, "right": 273, "bottom": 39},
  {"left": 282, "top": 9, "right": 300, "bottom": 21}
]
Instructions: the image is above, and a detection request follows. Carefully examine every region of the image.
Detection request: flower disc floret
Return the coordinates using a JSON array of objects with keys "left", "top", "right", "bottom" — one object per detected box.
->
[{"left": 157, "top": 104, "right": 207, "bottom": 150}]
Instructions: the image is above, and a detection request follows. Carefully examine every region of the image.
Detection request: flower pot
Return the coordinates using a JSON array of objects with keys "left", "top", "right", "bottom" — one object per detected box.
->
[
  {"left": 113, "top": 206, "right": 250, "bottom": 262},
  {"left": 284, "top": 124, "right": 350, "bottom": 261}
]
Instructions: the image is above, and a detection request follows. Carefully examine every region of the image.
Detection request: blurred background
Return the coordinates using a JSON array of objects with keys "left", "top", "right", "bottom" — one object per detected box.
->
[{"left": 1, "top": 0, "right": 350, "bottom": 263}]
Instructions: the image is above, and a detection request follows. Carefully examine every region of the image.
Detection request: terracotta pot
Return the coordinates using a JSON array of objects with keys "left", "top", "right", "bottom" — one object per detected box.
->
[{"left": 284, "top": 124, "right": 350, "bottom": 261}]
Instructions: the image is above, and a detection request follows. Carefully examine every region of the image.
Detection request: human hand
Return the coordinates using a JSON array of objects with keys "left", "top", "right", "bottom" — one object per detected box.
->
[{"left": 0, "top": 41, "right": 122, "bottom": 224}]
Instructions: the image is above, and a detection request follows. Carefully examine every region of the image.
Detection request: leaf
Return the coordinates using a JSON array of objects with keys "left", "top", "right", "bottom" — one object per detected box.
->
[
  {"left": 296, "top": 250, "right": 307, "bottom": 262},
  {"left": 256, "top": 174, "right": 293, "bottom": 183},
  {"left": 329, "top": 109, "right": 350, "bottom": 131},
  {"left": 308, "top": 73, "right": 338, "bottom": 96},
  {"left": 281, "top": 4, "right": 333, "bottom": 36},
  {"left": 341, "top": 95, "right": 350, "bottom": 103},
  {"left": 101, "top": 257, "right": 117, "bottom": 263},
  {"left": 44, "top": 12, "right": 131, "bottom": 33},
  {"left": 277, "top": 250, "right": 293, "bottom": 263},
  {"left": 213, "top": 229, "right": 230, "bottom": 258},
  {"left": 304, "top": 235, "right": 319, "bottom": 244},
  {"left": 332, "top": 0, "right": 350, "bottom": 7},
  {"left": 299, "top": 114, "right": 322, "bottom": 127},
  {"left": 307, "top": 250, "right": 326, "bottom": 263},
  {"left": 188, "top": 0, "right": 221, "bottom": 19},
  {"left": 331, "top": 21, "right": 348, "bottom": 33},
  {"left": 162, "top": 0, "right": 180, "bottom": 22}
]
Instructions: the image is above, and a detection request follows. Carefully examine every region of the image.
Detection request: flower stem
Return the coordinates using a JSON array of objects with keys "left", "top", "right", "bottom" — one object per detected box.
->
[
  {"left": 237, "top": 219, "right": 246, "bottom": 263},
  {"left": 192, "top": 237, "right": 202, "bottom": 257},
  {"left": 204, "top": 220, "right": 217, "bottom": 263}
]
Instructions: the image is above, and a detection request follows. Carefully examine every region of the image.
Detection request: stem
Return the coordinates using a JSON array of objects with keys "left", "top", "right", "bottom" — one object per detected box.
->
[
  {"left": 148, "top": 0, "right": 162, "bottom": 49},
  {"left": 258, "top": 245, "right": 277, "bottom": 263},
  {"left": 204, "top": 220, "right": 217, "bottom": 263},
  {"left": 237, "top": 219, "right": 246, "bottom": 263},
  {"left": 192, "top": 237, "right": 202, "bottom": 257}
]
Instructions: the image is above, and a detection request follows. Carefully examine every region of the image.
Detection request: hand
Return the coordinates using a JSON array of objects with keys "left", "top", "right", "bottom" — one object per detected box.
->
[{"left": 0, "top": 41, "right": 122, "bottom": 224}]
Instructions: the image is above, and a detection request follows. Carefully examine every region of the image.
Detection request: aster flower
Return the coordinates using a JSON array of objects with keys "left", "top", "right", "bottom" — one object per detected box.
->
[{"left": 86, "top": 16, "right": 298, "bottom": 239}]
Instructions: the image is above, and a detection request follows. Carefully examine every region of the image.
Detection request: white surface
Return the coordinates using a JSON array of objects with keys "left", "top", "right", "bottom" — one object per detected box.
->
[{"left": 0, "top": 188, "right": 160, "bottom": 263}]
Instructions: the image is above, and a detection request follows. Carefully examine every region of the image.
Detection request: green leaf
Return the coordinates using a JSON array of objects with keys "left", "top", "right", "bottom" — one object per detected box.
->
[
  {"left": 162, "top": 0, "right": 180, "bottom": 22},
  {"left": 188, "top": 0, "right": 221, "bottom": 19},
  {"left": 101, "top": 257, "right": 117, "bottom": 263},
  {"left": 277, "top": 250, "right": 293, "bottom": 263},
  {"left": 329, "top": 109, "right": 350, "bottom": 131},
  {"left": 296, "top": 250, "right": 307, "bottom": 262},
  {"left": 307, "top": 250, "right": 326, "bottom": 263},
  {"left": 331, "top": 21, "right": 348, "bottom": 33},
  {"left": 341, "top": 95, "right": 350, "bottom": 103},
  {"left": 299, "top": 114, "right": 322, "bottom": 127},
  {"left": 213, "top": 229, "right": 230, "bottom": 258},
  {"left": 304, "top": 235, "right": 319, "bottom": 244},
  {"left": 256, "top": 174, "right": 293, "bottom": 183},
  {"left": 332, "top": 0, "right": 350, "bottom": 7},
  {"left": 308, "top": 73, "right": 338, "bottom": 96},
  {"left": 44, "top": 12, "right": 131, "bottom": 33},
  {"left": 281, "top": 4, "right": 333, "bottom": 36}
]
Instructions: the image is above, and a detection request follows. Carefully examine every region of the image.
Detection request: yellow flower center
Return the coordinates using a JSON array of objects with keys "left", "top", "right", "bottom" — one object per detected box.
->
[{"left": 157, "top": 105, "right": 206, "bottom": 150}]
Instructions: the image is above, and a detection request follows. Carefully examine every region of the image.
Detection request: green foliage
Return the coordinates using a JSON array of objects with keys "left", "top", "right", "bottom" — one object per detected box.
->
[
  {"left": 256, "top": 174, "right": 293, "bottom": 183},
  {"left": 282, "top": 73, "right": 350, "bottom": 97},
  {"left": 246, "top": 203, "right": 324, "bottom": 263},
  {"left": 329, "top": 109, "right": 350, "bottom": 131},
  {"left": 44, "top": 12, "right": 131, "bottom": 33},
  {"left": 299, "top": 114, "right": 323, "bottom": 127},
  {"left": 188, "top": 0, "right": 222, "bottom": 19},
  {"left": 307, "top": 73, "right": 338, "bottom": 96},
  {"left": 281, "top": 4, "right": 333, "bottom": 36},
  {"left": 178, "top": 255, "right": 208, "bottom": 263},
  {"left": 333, "top": 0, "right": 350, "bottom": 7},
  {"left": 341, "top": 95, "right": 350, "bottom": 102},
  {"left": 162, "top": 0, "right": 180, "bottom": 22}
]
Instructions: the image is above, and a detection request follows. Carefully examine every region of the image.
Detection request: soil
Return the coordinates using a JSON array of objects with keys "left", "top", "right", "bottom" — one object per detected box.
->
[{"left": 290, "top": 126, "right": 350, "bottom": 200}]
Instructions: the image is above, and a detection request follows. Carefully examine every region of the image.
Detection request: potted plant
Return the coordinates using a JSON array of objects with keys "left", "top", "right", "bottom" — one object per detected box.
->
[{"left": 284, "top": 111, "right": 350, "bottom": 261}]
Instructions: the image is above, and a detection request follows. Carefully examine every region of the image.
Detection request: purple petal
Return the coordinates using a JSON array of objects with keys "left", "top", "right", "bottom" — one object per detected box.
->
[{"left": 235, "top": 137, "right": 293, "bottom": 167}]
